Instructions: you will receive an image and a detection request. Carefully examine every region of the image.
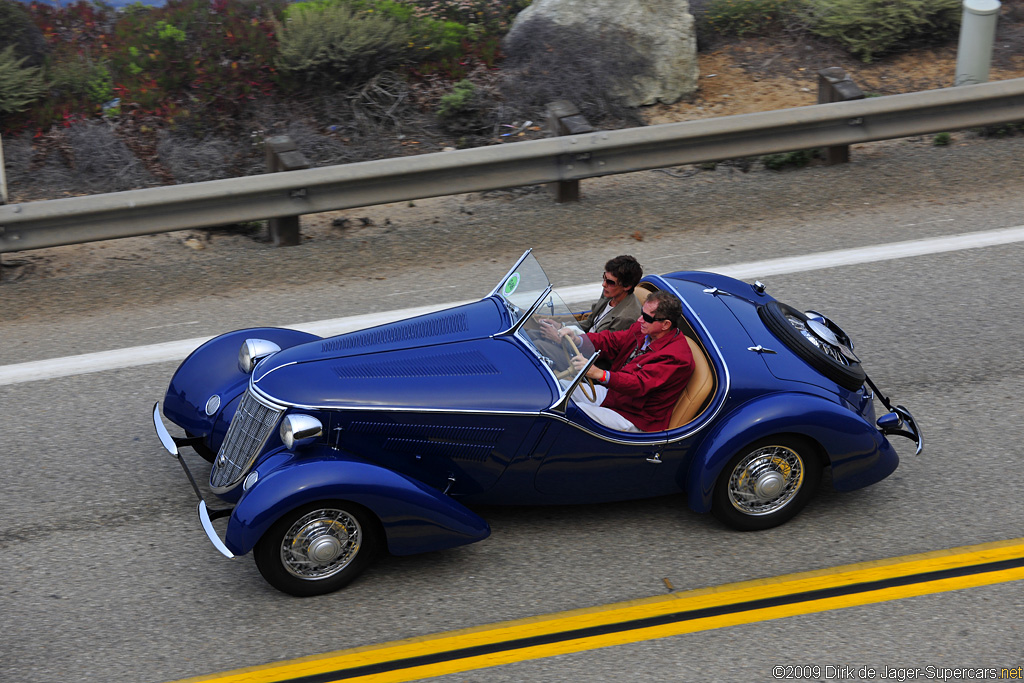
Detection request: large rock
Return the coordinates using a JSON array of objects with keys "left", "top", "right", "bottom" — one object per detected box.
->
[{"left": 506, "top": 0, "right": 698, "bottom": 106}]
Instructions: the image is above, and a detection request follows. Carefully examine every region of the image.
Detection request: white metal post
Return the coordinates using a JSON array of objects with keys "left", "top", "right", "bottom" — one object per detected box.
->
[{"left": 955, "top": 0, "right": 1001, "bottom": 86}]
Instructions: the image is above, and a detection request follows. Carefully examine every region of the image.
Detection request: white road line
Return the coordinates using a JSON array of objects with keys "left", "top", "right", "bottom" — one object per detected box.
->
[{"left": 3, "top": 225, "right": 1024, "bottom": 387}]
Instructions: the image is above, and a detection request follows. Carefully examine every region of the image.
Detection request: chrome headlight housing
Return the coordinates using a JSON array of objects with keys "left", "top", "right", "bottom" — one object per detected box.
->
[
  {"left": 280, "top": 414, "right": 323, "bottom": 450},
  {"left": 239, "top": 339, "right": 282, "bottom": 374}
]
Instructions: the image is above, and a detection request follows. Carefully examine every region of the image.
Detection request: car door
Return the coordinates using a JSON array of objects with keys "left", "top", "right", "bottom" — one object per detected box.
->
[{"left": 531, "top": 416, "right": 669, "bottom": 501}]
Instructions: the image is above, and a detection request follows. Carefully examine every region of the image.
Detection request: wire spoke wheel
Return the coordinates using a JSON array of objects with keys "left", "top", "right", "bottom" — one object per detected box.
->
[
  {"left": 713, "top": 437, "right": 822, "bottom": 531},
  {"left": 280, "top": 508, "right": 362, "bottom": 580},
  {"left": 255, "top": 501, "right": 380, "bottom": 596},
  {"left": 727, "top": 445, "right": 804, "bottom": 515}
]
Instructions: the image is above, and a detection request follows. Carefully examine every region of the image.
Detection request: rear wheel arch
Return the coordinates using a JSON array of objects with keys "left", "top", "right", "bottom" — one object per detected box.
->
[{"left": 711, "top": 433, "right": 824, "bottom": 531}]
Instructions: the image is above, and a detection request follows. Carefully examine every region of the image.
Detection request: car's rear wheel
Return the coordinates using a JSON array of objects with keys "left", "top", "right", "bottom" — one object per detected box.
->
[
  {"left": 712, "top": 436, "right": 822, "bottom": 531},
  {"left": 254, "top": 501, "right": 381, "bottom": 597}
]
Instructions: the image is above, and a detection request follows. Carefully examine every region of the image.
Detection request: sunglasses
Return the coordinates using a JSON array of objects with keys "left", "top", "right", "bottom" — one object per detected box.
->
[
  {"left": 641, "top": 311, "right": 669, "bottom": 324},
  {"left": 602, "top": 276, "right": 621, "bottom": 287}
]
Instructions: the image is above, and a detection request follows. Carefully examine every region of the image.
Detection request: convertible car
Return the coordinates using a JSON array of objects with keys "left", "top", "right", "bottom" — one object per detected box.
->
[{"left": 154, "top": 250, "right": 922, "bottom": 596}]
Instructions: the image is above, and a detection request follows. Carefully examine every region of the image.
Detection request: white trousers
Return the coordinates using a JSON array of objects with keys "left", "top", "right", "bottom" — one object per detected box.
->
[{"left": 571, "top": 383, "right": 642, "bottom": 432}]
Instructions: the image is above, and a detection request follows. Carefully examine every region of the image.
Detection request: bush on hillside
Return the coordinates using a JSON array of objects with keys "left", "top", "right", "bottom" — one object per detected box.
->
[
  {"left": 435, "top": 78, "right": 498, "bottom": 134},
  {"left": 0, "top": 0, "right": 48, "bottom": 67},
  {"left": 0, "top": 45, "right": 47, "bottom": 117},
  {"left": 275, "top": 2, "right": 412, "bottom": 86},
  {"left": 703, "top": 0, "right": 799, "bottom": 37},
  {"left": 800, "top": 0, "right": 962, "bottom": 62}
]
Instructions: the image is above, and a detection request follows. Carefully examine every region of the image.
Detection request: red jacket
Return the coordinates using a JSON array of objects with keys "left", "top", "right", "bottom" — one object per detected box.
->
[{"left": 585, "top": 322, "right": 694, "bottom": 432}]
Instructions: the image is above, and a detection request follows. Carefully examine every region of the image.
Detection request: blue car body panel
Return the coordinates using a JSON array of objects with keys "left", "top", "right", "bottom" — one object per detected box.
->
[
  {"left": 156, "top": 258, "right": 918, "bottom": 565},
  {"left": 226, "top": 446, "right": 491, "bottom": 557},
  {"left": 163, "top": 327, "right": 320, "bottom": 442}
]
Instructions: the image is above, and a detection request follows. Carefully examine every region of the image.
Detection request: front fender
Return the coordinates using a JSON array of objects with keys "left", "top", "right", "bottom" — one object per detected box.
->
[
  {"left": 224, "top": 447, "right": 491, "bottom": 557},
  {"left": 685, "top": 392, "right": 898, "bottom": 513},
  {"left": 162, "top": 327, "right": 320, "bottom": 437}
]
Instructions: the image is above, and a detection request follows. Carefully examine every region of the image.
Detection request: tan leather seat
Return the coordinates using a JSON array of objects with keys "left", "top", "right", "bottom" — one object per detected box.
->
[
  {"left": 634, "top": 282, "right": 657, "bottom": 306},
  {"left": 668, "top": 336, "right": 716, "bottom": 430}
]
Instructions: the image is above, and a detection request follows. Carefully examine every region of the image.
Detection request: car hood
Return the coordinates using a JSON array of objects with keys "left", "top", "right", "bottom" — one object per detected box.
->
[{"left": 250, "top": 299, "right": 557, "bottom": 412}]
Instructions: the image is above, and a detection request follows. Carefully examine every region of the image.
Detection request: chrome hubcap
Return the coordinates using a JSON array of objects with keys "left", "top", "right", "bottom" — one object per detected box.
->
[
  {"left": 728, "top": 445, "right": 804, "bottom": 516},
  {"left": 281, "top": 509, "right": 362, "bottom": 580}
]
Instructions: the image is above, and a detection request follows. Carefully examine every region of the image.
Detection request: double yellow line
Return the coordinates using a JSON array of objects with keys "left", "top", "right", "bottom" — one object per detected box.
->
[{"left": 175, "top": 538, "right": 1024, "bottom": 683}]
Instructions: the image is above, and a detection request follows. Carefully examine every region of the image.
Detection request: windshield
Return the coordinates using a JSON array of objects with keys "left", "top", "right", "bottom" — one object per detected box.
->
[
  {"left": 495, "top": 251, "right": 598, "bottom": 390},
  {"left": 494, "top": 251, "right": 551, "bottom": 327}
]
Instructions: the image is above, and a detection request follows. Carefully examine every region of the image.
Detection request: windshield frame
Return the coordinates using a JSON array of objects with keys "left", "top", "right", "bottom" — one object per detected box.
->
[{"left": 491, "top": 250, "right": 600, "bottom": 409}]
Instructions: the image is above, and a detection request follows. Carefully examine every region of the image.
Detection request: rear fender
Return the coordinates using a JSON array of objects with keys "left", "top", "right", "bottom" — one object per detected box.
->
[
  {"left": 685, "top": 393, "right": 898, "bottom": 513},
  {"left": 224, "top": 447, "right": 491, "bottom": 557},
  {"left": 162, "top": 327, "right": 320, "bottom": 437}
]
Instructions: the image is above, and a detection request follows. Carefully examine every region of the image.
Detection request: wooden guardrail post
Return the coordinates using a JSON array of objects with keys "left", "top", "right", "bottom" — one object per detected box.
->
[
  {"left": 264, "top": 136, "right": 310, "bottom": 246},
  {"left": 546, "top": 100, "right": 595, "bottom": 203},
  {"left": 817, "top": 68, "right": 865, "bottom": 165}
]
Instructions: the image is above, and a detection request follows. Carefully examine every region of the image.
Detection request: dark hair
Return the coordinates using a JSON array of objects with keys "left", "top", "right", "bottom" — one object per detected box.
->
[
  {"left": 605, "top": 255, "right": 643, "bottom": 292},
  {"left": 646, "top": 290, "right": 682, "bottom": 329}
]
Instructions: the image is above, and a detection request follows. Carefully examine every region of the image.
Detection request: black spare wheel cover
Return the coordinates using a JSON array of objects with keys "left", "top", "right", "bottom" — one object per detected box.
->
[{"left": 758, "top": 301, "right": 867, "bottom": 391}]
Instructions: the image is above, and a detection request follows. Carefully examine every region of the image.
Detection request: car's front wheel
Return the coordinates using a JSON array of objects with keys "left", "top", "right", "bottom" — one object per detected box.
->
[
  {"left": 712, "top": 436, "right": 822, "bottom": 531},
  {"left": 254, "top": 501, "right": 381, "bottom": 597}
]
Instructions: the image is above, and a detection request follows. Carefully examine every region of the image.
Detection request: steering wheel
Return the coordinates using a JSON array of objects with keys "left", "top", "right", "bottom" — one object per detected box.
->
[{"left": 561, "top": 333, "right": 597, "bottom": 402}]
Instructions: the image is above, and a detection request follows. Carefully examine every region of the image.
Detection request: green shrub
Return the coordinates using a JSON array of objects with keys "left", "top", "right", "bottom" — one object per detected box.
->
[
  {"left": 762, "top": 148, "right": 818, "bottom": 170},
  {"left": 102, "top": 0, "right": 281, "bottom": 122},
  {"left": 435, "top": 78, "right": 495, "bottom": 134},
  {"left": 0, "top": 45, "right": 47, "bottom": 116},
  {"left": 932, "top": 132, "right": 951, "bottom": 146},
  {"left": 49, "top": 57, "right": 115, "bottom": 105},
  {"left": 0, "top": 0, "right": 48, "bottom": 67},
  {"left": 437, "top": 79, "right": 477, "bottom": 118},
  {"left": 800, "top": 0, "right": 961, "bottom": 63},
  {"left": 275, "top": 2, "right": 411, "bottom": 86},
  {"left": 704, "top": 0, "right": 798, "bottom": 37}
]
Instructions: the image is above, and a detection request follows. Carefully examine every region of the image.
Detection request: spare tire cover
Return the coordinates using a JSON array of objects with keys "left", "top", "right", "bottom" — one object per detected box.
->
[{"left": 758, "top": 301, "right": 867, "bottom": 391}]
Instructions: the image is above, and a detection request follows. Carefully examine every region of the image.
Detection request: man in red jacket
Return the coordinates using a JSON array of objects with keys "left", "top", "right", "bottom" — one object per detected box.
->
[{"left": 562, "top": 290, "right": 694, "bottom": 432}]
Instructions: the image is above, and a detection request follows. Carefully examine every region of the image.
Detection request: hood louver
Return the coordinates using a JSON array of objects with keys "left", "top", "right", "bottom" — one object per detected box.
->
[
  {"left": 333, "top": 350, "right": 499, "bottom": 380},
  {"left": 321, "top": 313, "right": 470, "bottom": 354}
]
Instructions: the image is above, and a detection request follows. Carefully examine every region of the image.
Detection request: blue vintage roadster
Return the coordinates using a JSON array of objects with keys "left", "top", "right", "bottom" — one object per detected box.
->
[{"left": 154, "top": 250, "right": 921, "bottom": 596}]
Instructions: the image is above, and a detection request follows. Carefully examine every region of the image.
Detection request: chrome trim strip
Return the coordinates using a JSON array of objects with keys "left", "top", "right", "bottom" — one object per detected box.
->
[
  {"left": 253, "top": 359, "right": 299, "bottom": 384},
  {"left": 252, "top": 382, "right": 541, "bottom": 416},
  {"left": 644, "top": 275, "right": 732, "bottom": 446},
  {"left": 152, "top": 402, "right": 179, "bottom": 456},
  {"left": 487, "top": 249, "right": 533, "bottom": 298},
  {"left": 248, "top": 379, "right": 291, "bottom": 409},
  {"left": 198, "top": 501, "right": 235, "bottom": 559},
  {"left": 550, "top": 352, "right": 601, "bottom": 414}
]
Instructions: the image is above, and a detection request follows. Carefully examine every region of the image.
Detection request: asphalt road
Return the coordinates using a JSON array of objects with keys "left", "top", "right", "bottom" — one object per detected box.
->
[{"left": 2, "top": 135, "right": 1023, "bottom": 682}]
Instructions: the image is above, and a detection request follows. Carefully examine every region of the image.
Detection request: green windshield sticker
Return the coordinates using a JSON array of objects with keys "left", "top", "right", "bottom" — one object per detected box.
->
[{"left": 503, "top": 273, "right": 521, "bottom": 297}]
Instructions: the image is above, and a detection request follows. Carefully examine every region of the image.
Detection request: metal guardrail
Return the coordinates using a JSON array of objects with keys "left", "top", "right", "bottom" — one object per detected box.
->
[{"left": 2, "top": 77, "right": 1023, "bottom": 255}]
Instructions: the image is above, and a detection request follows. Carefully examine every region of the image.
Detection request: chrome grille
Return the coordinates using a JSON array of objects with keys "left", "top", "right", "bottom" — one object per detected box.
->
[{"left": 210, "top": 389, "right": 284, "bottom": 490}]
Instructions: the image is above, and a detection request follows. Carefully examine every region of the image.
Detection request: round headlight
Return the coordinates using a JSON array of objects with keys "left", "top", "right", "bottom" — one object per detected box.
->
[
  {"left": 238, "top": 339, "right": 282, "bottom": 374},
  {"left": 280, "top": 414, "right": 323, "bottom": 450}
]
